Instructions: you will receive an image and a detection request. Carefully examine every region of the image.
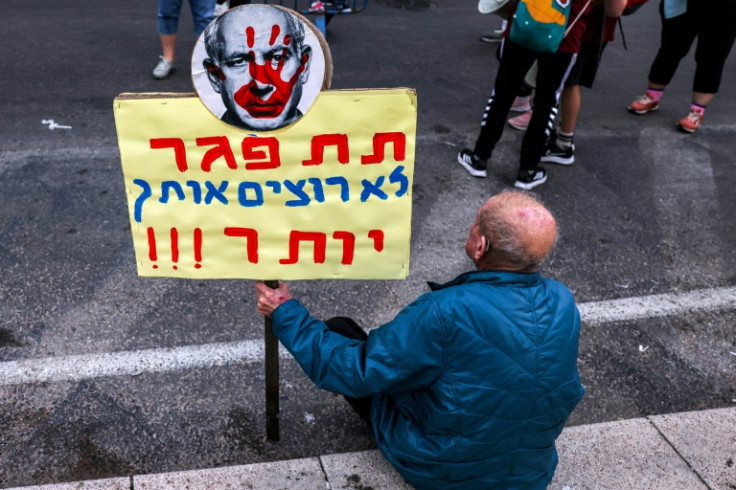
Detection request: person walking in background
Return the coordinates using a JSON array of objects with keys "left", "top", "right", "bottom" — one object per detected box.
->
[
  {"left": 255, "top": 190, "right": 584, "bottom": 489},
  {"left": 627, "top": 0, "right": 736, "bottom": 133},
  {"left": 457, "top": 0, "right": 596, "bottom": 189},
  {"left": 477, "top": 0, "right": 536, "bottom": 131},
  {"left": 541, "top": 0, "right": 626, "bottom": 165},
  {"left": 459, "top": 0, "right": 629, "bottom": 188},
  {"left": 153, "top": 0, "right": 216, "bottom": 80}
]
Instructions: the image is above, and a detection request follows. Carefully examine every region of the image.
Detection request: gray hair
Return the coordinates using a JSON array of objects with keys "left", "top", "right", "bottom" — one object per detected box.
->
[
  {"left": 479, "top": 190, "right": 556, "bottom": 273},
  {"left": 203, "top": 6, "right": 306, "bottom": 62}
]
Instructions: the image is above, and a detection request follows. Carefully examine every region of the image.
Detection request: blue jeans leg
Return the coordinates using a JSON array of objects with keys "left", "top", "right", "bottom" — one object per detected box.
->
[
  {"left": 189, "top": 0, "right": 216, "bottom": 35},
  {"left": 158, "top": 0, "right": 184, "bottom": 35}
]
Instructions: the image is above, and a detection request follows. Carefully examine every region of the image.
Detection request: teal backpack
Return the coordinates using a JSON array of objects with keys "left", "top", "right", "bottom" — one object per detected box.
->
[{"left": 509, "top": 0, "right": 573, "bottom": 53}]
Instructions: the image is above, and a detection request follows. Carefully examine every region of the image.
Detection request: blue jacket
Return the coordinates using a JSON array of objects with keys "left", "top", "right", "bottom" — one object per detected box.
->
[{"left": 271, "top": 270, "right": 584, "bottom": 489}]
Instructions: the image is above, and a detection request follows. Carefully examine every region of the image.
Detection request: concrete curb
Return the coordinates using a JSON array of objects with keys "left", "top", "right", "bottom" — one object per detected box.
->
[{"left": 8, "top": 407, "right": 735, "bottom": 490}]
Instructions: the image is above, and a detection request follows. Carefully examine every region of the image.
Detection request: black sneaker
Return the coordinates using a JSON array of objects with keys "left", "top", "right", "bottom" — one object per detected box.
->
[
  {"left": 457, "top": 148, "right": 487, "bottom": 178},
  {"left": 514, "top": 168, "right": 547, "bottom": 190},
  {"left": 540, "top": 138, "right": 575, "bottom": 165}
]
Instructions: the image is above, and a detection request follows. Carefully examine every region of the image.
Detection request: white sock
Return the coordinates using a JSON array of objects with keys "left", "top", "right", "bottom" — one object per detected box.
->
[{"left": 555, "top": 129, "right": 574, "bottom": 150}]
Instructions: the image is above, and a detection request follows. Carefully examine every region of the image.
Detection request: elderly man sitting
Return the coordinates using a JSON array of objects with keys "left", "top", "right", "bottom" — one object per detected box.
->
[{"left": 255, "top": 190, "right": 584, "bottom": 489}]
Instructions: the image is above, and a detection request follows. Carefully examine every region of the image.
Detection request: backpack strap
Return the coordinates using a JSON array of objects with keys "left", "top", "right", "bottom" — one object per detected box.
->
[
  {"left": 617, "top": 16, "right": 628, "bottom": 50},
  {"left": 564, "top": 0, "right": 594, "bottom": 37}
]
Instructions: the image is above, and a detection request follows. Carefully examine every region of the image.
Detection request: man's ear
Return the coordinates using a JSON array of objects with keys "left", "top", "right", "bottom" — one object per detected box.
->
[
  {"left": 472, "top": 235, "right": 487, "bottom": 262},
  {"left": 299, "top": 45, "right": 312, "bottom": 83},
  {"left": 480, "top": 235, "right": 489, "bottom": 258},
  {"left": 203, "top": 59, "right": 224, "bottom": 93}
]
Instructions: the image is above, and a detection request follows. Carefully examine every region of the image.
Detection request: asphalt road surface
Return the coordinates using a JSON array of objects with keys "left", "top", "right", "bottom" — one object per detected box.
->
[{"left": 1, "top": 0, "right": 735, "bottom": 487}]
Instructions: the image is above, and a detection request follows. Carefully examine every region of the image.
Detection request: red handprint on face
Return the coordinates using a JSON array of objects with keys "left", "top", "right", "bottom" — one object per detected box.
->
[{"left": 233, "top": 24, "right": 310, "bottom": 119}]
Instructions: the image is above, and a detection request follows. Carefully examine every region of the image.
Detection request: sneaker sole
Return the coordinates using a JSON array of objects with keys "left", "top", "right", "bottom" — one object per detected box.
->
[
  {"left": 507, "top": 120, "right": 529, "bottom": 131},
  {"left": 628, "top": 105, "right": 658, "bottom": 115},
  {"left": 514, "top": 174, "right": 547, "bottom": 190},
  {"left": 676, "top": 122, "right": 698, "bottom": 133},
  {"left": 457, "top": 154, "right": 487, "bottom": 178},
  {"left": 153, "top": 68, "right": 174, "bottom": 79},
  {"left": 510, "top": 104, "right": 532, "bottom": 113},
  {"left": 540, "top": 155, "right": 574, "bottom": 165}
]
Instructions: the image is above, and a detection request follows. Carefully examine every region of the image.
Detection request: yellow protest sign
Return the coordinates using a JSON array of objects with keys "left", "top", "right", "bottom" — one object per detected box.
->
[{"left": 113, "top": 89, "right": 416, "bottom": 280}]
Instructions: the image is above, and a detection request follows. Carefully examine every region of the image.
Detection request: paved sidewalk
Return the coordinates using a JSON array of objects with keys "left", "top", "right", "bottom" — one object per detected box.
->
[{"left": 10, "top": 406, "right": 734, "bottom": 489}]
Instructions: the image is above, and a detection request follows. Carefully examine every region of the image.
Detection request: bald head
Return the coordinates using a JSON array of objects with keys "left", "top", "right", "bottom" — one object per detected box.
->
[{"left": 470, "top": 191, "right": 557, "bottom": 272}]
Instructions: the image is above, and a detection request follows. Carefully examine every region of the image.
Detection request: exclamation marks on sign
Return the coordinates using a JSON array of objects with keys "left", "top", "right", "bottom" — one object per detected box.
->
[
  {"left": 146, "top": 227, "right": 202, "bottom": 270},
  {"left": 194, "top": 228, "right": 203, "bottom": 269},
  {"left": 170, "top": 228, "right": 179, "bottom": 270},
  {"left": 147, "top": 227, "right": 158, "bottom": 269}
]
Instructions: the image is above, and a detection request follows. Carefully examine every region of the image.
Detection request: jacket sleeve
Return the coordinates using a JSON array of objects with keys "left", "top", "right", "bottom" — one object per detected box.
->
[{"left": 270, "top": 295, "right": 446, "bottom": 398}]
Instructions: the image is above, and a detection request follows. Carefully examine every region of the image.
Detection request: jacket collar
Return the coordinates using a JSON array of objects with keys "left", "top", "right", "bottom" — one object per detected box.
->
[{"left": 427, "top": 270, "right": 542, "bottom": 291}]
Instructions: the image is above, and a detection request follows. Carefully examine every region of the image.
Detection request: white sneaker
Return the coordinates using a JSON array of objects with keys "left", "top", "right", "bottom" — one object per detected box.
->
[{"left": 153, "top": 56, "right": 174, "bottom": 79}]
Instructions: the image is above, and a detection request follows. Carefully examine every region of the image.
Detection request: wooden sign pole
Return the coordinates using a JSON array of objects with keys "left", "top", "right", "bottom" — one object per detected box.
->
[{"left": 264, "top": 280, "right": 280, "bottom": 441}]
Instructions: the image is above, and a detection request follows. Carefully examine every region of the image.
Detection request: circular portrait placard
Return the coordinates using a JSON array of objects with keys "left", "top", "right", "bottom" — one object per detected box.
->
[{"left": 191, "top": 5, "right": 332, "bottom": 132}]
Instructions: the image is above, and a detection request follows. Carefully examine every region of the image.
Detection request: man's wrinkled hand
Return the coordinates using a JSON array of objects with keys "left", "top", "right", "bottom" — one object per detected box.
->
[{"left": 255, "top": 281, "right": 293, "bottom": 317}]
